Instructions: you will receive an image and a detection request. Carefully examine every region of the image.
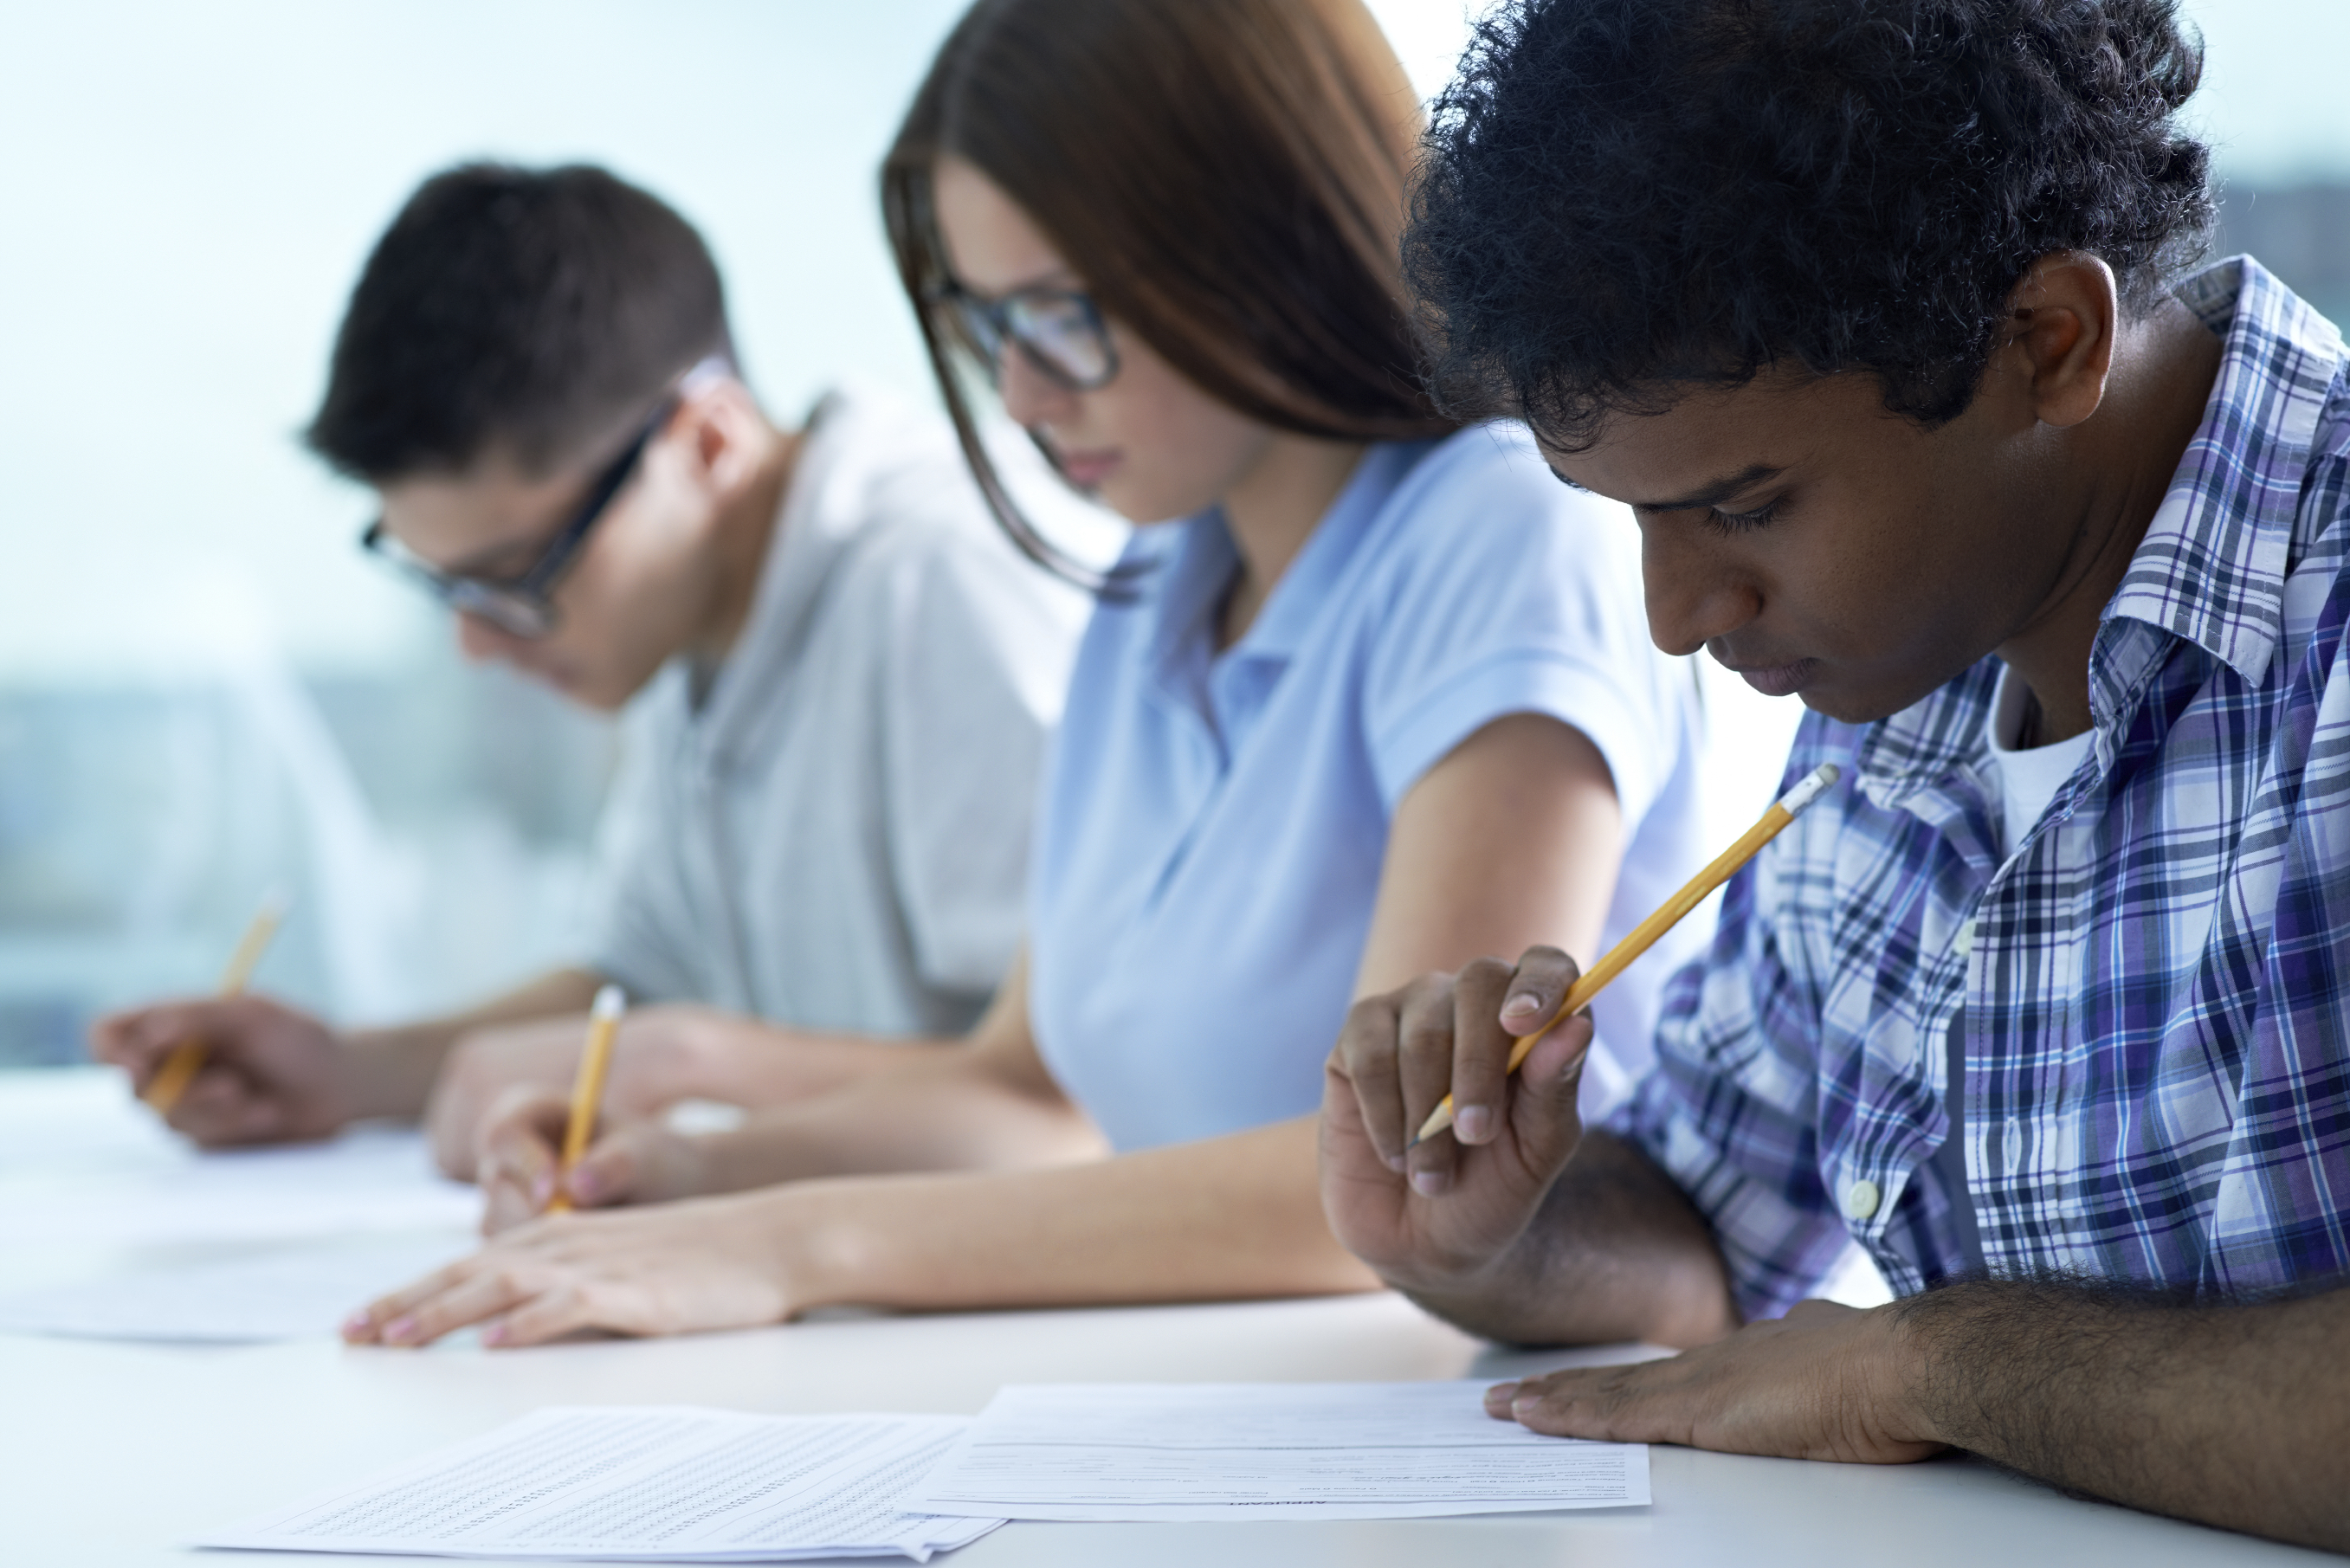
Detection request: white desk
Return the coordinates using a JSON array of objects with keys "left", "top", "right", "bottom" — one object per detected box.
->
[{"left": 0, "top": 1070, "right": 2321, "bottom": 1567}]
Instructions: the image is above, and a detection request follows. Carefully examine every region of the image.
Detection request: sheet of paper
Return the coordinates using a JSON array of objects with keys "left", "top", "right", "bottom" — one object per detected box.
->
[
  {"left": 912, "top": 1380, "right": 1650, "bottom": 1521},
  {"left": 200, "top": 1406, "right": 1004, "bottom": 1563},
  {"left": 0, "top": 1124, "right": 479, "bottom": 1249},
  {"left": 0, "top": 1233, "right": 472, "bottom": 1342}
]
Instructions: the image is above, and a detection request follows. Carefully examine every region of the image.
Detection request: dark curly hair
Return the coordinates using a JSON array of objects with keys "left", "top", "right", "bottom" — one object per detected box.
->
[{"left": 1405, "top": 0, "right": 2215, "bottom": 449}]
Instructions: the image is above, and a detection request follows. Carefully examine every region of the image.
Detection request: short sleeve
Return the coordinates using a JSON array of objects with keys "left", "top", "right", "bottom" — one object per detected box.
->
[
  {"left": 878, "top": 519, "right": 1088, "bottom": 994},
  {"left": 1606, "top": 733, "right": 1859, "bottom": 1321},
  {"left": 1364, "top": 427, "right": 1671, "bottom": 819}
]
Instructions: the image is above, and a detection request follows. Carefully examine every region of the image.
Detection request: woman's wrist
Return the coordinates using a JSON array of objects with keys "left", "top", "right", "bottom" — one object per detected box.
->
[{"left": 746, "top": 1181, "right": 883, "bottom": 1317}]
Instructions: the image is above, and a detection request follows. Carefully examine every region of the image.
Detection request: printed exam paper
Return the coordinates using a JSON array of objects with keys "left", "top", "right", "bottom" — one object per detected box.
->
[
  {"left": 913, "top": 1380, "right": 1651, "bottom": 1520},
  {"left": 199, "top": 1406, "right": 1004, "bottom": 1563}
]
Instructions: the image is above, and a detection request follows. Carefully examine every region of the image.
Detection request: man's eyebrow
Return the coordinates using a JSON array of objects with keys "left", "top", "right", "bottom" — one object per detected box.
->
[{"left": 1622, "top": 462, "right": 1785, "bottom": 513}]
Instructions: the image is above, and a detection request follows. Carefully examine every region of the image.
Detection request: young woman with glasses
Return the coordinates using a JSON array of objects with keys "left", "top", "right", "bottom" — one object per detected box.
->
[{"left": 345, "top": 0, "right": 1714, "bottom": 1348}]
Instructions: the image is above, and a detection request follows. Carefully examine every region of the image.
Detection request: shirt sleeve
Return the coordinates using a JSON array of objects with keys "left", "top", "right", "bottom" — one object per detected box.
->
[
  {"left": 1362, "top": 429, "right": 1674, "bottom": 821},
  {"left": 1606, "top": 725, "right": 1863, "bottom": 1322},
  {"left": 877, "top": 519, "right": 1088, "bottom": 996},
  {"left": 576, "top": 694, "right": 700, "bottom": 1006}
]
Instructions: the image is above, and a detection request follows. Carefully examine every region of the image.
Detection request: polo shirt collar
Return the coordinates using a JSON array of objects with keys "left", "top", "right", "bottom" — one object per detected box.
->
[{"left": 1146, "top": 442, "right": 1423, "bottom": 692}]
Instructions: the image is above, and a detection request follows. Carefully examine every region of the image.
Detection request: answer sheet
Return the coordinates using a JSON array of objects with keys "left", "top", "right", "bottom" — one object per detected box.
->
[
  {"left": 0, "top": 1234, "right": 470, "bottom": 1342},
  {"left": 912, "top": 1380, "right": 1650, "bottom": 1520},
  {"left": 200, "top": 1406, "right": 1004, "bottom": 1563}
]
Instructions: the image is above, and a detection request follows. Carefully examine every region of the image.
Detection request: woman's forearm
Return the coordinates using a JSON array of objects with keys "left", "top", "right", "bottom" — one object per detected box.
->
[
  {"left": 780, "top": 1115, "right": 1379, "bottom": 1313},
  {"left": 688, "top": 1049, "right": 1109, "bottom": 1191}
]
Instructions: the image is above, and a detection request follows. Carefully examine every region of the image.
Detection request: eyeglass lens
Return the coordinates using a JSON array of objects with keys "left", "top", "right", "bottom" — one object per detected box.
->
[{"left": 953, "top": 292, "right": 1114, "bottom": 389}]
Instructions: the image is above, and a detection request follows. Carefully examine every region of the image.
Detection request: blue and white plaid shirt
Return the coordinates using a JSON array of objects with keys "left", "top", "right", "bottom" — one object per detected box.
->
[{"left": 1620, "top": 259, "right": 2350, "bottom": 1319}]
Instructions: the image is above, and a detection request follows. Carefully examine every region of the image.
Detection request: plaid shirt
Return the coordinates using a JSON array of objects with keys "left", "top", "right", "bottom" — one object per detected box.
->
[{"left": 1620, "top": 259, "right": 2350, "bottom": 1319}]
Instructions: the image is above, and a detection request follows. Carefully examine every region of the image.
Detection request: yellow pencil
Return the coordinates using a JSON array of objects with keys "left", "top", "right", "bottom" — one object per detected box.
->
[
  {"left": 1411, "top": 762, "right": 1841, "bottom": 1146},
  {"left": 143, "top": 891, "right": 290, "bottom": 1115},
  {"left": 544, "top": 984, "right": 627, "bottom": 1215}
]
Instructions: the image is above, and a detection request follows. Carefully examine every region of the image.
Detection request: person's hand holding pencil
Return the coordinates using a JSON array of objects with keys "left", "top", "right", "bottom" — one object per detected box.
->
[{"left": 1318, "top": 765, "right": 1838, "bottom": 1294}]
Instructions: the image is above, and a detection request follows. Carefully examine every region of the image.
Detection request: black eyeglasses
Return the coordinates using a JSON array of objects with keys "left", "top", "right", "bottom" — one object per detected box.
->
[
  {"left": 360, "top": 393, "right": 676, "bottom": 640},
  {"left": 933, "top": 283, "right": 1120, "bottom": 391}
]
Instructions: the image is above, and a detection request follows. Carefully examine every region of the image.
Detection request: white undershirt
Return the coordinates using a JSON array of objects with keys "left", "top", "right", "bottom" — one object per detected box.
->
[{"left": 1984, "top": 665, "right": 2096, "bottom": 858}]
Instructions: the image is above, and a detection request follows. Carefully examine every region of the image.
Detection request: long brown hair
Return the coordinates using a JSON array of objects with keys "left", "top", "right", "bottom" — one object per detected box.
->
[{"left": 882, "top": 0, "right": 1456, "bottom": 585}]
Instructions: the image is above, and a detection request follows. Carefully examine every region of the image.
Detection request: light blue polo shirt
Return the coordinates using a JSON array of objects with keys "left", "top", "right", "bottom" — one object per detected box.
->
[{"left": 1028, "top": 423, "right": 1707, "bottom": 1152}]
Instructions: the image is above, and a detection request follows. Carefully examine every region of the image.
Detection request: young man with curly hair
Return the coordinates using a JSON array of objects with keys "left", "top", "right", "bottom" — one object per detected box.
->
[{"left": 1320, "top": 0, "right": 2350, "bottom": 1548}]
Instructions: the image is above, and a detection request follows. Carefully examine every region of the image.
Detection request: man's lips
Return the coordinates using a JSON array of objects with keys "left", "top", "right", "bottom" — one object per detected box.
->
[{"left": 1719, "top": 655, "right": 1819, "bottom": 698}]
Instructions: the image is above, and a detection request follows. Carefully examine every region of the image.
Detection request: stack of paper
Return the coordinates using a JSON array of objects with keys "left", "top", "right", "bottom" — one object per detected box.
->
[
  {"left": 200, "top": 1407, "right": 1003, "bottom": 1563},
  {"left": 912, "top": 1381, "right": 1650, "bottom": 1520},
  {"left": 0, "top": 1235, "right": 470, "bottom": 1343}
]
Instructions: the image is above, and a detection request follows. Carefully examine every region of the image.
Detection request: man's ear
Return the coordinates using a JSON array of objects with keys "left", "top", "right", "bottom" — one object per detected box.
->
[
  {"left": 675, "top": 377, "right": 767, "bottom": 498},
  {"left": 2000, "top": 251, "right": 2119, "bottom": 431}
]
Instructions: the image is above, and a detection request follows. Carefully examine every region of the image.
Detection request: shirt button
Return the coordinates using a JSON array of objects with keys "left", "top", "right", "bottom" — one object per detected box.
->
[
  {"left": 1951, "top": 918, "right": 1976, "bottom": 959},
  {"left": 1843, "top": 1178, "right": 1882, "bottom": 1221}
]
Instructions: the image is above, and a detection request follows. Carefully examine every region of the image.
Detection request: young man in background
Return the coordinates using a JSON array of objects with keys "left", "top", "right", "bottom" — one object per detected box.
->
[{"left": 97, "top": 163, "right": 1101, "bottom": 1176}]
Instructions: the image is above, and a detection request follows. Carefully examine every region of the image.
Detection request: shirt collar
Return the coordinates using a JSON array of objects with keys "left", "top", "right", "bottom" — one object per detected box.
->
[
  {"left": 1858, "top": 258, "right": 2346, "bottom": 809},
  {"left": 1146, "top": 440, "right": 1428, "bottom": 692},
  {"left": 2105, "top": 256, "right": 2346, "bottom": 687}
]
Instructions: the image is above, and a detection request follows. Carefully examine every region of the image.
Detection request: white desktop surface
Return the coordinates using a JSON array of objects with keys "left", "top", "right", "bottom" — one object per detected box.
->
[{"left": 0, "top": 1069, "right": 2321, "bottom": 1567}]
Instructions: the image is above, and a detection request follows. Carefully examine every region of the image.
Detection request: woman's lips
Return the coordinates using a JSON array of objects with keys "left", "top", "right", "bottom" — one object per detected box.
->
[
  {"left": 1729, "top": 657, "right": 1819, "bottom": 698},
  {"left": 1056, "top": 448, "right": 1121, "bottom": 489}
]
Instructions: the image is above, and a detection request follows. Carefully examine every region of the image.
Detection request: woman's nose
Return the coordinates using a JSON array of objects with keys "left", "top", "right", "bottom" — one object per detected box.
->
[{"left": 996, "top": 344, "right": 1077, "bottom": 430}]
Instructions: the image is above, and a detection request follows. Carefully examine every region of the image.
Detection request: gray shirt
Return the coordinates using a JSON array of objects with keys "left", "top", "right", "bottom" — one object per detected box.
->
[{"left": 580, "top": 383, "right": 1106, "bottom": 1037}]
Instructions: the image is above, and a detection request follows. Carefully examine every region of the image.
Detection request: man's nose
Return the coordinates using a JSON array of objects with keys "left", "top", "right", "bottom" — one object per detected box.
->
[
  {"left": 1642, "top": 527, "right": 1760, "bottom": 657},
  {"left": 454, "top": 611, "right": 515, "bottom": 665}
]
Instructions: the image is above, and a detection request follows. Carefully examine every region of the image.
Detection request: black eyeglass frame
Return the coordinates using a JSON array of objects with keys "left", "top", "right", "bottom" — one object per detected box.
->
[
  {"left": 931, "top": 282, "right": 1121, "bottom": 392},
  {"left": 359, "top": 393, "right": 677, "bottom": 640}
]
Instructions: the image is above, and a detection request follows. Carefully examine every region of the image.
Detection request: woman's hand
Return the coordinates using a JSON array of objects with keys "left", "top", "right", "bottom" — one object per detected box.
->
[
  {"left": 425, "top": 1010, "right": 711, "bottom": 1181},
  {"left": 344, "top": 1187, "right": 814, "bottom": 1348},
  {"left": 474, "top": 1085, "right": 714, "bottom": 1235}
]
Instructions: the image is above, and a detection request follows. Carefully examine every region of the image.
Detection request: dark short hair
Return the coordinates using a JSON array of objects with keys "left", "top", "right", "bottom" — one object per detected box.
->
[
  {"left": 1406, "top": 0, "right": 2215, "bottom": 449},
  {"left": 307, "top": 162, "right": 731, "bottom": 481}
]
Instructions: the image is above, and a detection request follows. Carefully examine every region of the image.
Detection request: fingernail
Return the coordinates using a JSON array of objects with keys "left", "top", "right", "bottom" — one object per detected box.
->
[
  {"left": 342, "top": 1310, "right": 371, "bottom": 1332},
  {"left": 481, "top": 1323, "right": 507, "bottom": 1346},
  {"left": 1383, "top": 1153, "right": 1404, "bottom": 1173},
  {"left": 570, "top": 1169, "right": 597, "bottom": 1203},
  {"left": 1454, "top": 1105, "right": 1492, "bottom": 1142},
  {"left": 384, "top": 1315, "right": 418, "bottom": 1345},
  {"left": 1501, "top": 991, "right": 1544, "bottom": 1019},
  {"left": 1410, "top": 1168, "right": 1449, "bottom": 1197},
  {"left": 1487, "top": 1380, "right": 1520, "bottom": 1404},
  {"left": 532, "top": 1173, "right": 552, "bottom": 1205}
]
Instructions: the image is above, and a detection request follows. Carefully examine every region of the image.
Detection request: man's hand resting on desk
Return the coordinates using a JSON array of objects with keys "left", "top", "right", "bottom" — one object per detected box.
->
[
  {"left": 473, "top": 1084, "right": 713, "bottom": 1232},
  {"left": 89, "top": 995, "right": 359, "bottom": 1146}
]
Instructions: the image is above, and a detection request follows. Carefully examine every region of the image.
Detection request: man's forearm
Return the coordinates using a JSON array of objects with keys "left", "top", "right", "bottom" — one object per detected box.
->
[
  {"left": 1404, "top": 1131, "right": 1738, "bottom": 1350},
  {"left": 1899, "top": 1277, "right": 2350, "bottom": 1552},
  {"left": 342, "top": 967, "right": 604, "bottom": 1119}
]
